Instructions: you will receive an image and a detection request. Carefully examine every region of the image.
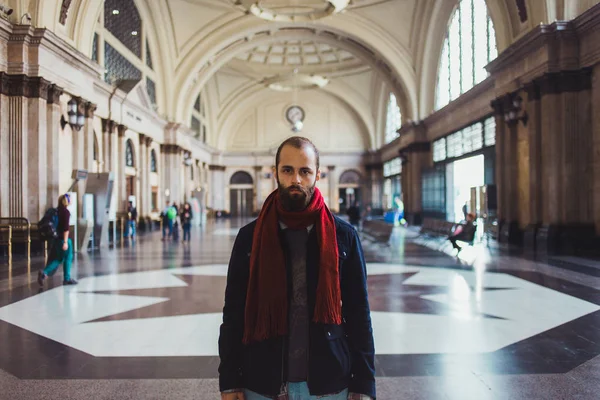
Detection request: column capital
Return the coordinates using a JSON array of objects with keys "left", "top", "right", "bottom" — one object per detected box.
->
[
  {"left": 253, "top": 166, "right": 263, "bottom": 172},
  {"left": 101, "top": 118, "right": 117, "bottom": 134},
  {"left": 145, "top": 137, "right": 153, "bottom": 147},
  {"left": 46, "top": 84, "right": 63, "bottom": 105},
  {"left": 139, "top": 133, "right": 146, "bottom": 145},
  {"left": 117, "top": 124, "right": 127, "bottom": 137},
  {"left": 327, "top": 165, "right": 336, "bottom": 171},
  {"left": 208, "top": 164, "right": 226, "bottom": 171},
  {"left": 84, "top": 101, "right": 97, "bottom": 118}
]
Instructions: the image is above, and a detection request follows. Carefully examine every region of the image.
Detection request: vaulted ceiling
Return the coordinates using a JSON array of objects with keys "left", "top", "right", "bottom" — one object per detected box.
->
[{"left": 8, "top": 0, "right": 598, "bottom": 150}]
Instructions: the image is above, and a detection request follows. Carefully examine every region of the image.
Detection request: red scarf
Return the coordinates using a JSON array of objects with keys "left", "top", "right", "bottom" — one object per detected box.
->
[{"left": 243, "top": 187, "right": 341, "bottom": 344}]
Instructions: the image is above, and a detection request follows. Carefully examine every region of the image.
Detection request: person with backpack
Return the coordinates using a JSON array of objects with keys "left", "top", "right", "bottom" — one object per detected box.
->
[
  {"left": 161, "top": 201, "right": 176, "bottom": 240},
  {"left": 126, "top": 201, "right": 138, "bottom": 239},
  {"left": 38, "top": 194, "right": 77, "bottom": 286}
]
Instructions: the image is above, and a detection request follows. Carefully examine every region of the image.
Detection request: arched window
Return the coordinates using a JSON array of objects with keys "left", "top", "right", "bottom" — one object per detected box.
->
[
  {"left": 125, "top": 139, "right": 134, "bottom": 167},
  {"left": 191, "top": 92, "right": 208, "bottom": 143},
  {"left": 95, "top": 0, "right": 158, "bottom": 109},
  {"left": 435, "top": 0, "right": 497, "bottom": 110},
  {"left": 150, "top": 149, "right": 157, "bottom": 172},
  {"left": 385, "top": 93, "right": 402, "bottom": 144},
  {"left": 230, "top": 171, "right": 253, "bottom": 185}
]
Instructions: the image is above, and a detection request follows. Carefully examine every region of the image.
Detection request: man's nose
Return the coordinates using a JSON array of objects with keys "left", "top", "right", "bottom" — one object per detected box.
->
[{"left": 292, "top": 173, "right": 301, "bottom": 184}]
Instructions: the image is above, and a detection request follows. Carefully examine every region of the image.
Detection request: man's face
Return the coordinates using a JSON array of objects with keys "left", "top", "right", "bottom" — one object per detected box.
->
[{"left": 276, "top": 144, "right": 320, "bottom": 212}]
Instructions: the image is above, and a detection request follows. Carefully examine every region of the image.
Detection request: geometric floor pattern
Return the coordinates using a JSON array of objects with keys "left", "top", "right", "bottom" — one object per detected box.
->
[{"left": 1, "top": 219, "right": 599, "bottom": 399}]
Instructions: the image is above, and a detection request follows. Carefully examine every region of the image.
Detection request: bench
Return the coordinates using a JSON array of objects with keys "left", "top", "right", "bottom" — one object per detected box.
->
[
  {"left": 0, "top": 225, "right": 12, "bottom": 261},
  {"left": 0, "top": 217, "right": 31, "bottom": 260},
  {"left": 419, "top": 218, "right": 457, "bottom": 238},
  {"left": 361, "top": 219, "right": 394, "bottom": 245},
  {"left": 418, "top": 217, "right": 478, "bottom": 251}
]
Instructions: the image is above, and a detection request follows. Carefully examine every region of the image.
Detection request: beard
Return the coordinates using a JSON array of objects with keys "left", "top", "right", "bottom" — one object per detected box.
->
[{"left": 278, "top": 180, "right": 316, "bottom": 212}]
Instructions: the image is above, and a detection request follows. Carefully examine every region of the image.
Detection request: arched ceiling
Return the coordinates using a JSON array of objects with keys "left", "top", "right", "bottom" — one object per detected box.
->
[{"left": 13, "top": 0, "right": 593, "bottom": 150}]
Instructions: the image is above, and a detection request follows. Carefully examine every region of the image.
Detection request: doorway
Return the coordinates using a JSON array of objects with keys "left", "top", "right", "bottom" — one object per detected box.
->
[
  {"left": 230, "top": 188, "right": 253, "bottom": 217},
  {"left": 447, "top": 154, "right": 484, "bottom": 222},
  {"left": 338, "top": 187, "right": 361, "bottom": 214}
]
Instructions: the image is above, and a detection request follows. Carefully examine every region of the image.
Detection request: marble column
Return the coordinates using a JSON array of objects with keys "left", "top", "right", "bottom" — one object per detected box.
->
[
  {"left": 117, "top": 124, "right": 127, "bottom": 212},
  {"left": 26, "top": 78, "right": 50, "bottom": 220},
  {"left": 209, "top": 165, "right": 226, "bottom": 211},
  {"left": 101, "top": 118, "right": 116, "bottom": 173},
  {"left": 254, "top": 166, "right": 263, "bottom": 212},
  {"left": 46, "top": 84, "right": 63, "bottom": 209},
  {"left": 83, "top": 102, "right": 97, "bottom": 171},
  {"left": 366, "top": 163, "right": 383, "bottom": 209},
  {"left": 523, "top": 83, "right": 543, "bottom": 248},
  {"left": 145, "top": 137, "right": 153, "bottom": 215},
  {"left": 593, "top": 65, "right": 600, "bottom": 235},
  {"left": 327, "top": 165, "right": 337, "bottom": 212},
  {"left": 138, "top": 134, "right": 147, "bottom": 217}
]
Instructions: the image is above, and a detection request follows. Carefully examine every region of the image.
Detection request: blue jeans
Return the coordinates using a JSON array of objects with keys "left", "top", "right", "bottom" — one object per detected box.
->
[
  {"left": 162, "top": 219, "right": 173, "bottom": 238},
  {"left": 183, "top": 222, "right": 191, "bottom": 241},
  {"left": 126, "top": 221, "right": 136, "bottom": 237},
  {"left": 43, "top": 238, "right": 73, "bottom": 281},
  {"left": 244, "top": 382, "right": 348, "bottom": 400}
]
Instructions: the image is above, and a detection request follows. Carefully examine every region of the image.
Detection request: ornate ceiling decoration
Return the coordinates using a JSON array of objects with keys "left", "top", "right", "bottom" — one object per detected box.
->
[
  {"left": 234, "top": 40, "right": 358, "bottom": 67},
  {"left": 261, "top": 72, "right": 329, "bottom": 91},
  {"left": 236, "top": 0, "right": 350, "bottom": 22}
]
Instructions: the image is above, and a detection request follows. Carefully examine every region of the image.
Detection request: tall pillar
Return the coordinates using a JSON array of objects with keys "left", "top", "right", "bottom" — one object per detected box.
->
[
  {"left": 254, "top": 166, "right": 263, "bottom": 212},
  {"left": 366, "top": 163, "right": 383, "bottom": 209},
  {"left": 46, "top": 84, "right": 63, "bottom": 209},
  {"left": 117, "top": 124, "right": 127, "bottom": 212},
  {"left": 593, "top": 65, "right": 600, "bottom": 235},
  {"left": 523, "top": 83, "right": 543, "bottom": 248},
  {"left": 138, "top": 134, "right": 147, "bottom": 216},
  {"left": 209, "top": 165, "right": 226, "bottom": 211},
  {"left": 26, "top": 78, "right": 50, "bottom": 220},
  {"left": 400, "top": 143, "right": 431, "bottom": 225},
  {"left": 145, "top": 137, "right": 153, "bottom": 215},
  {"left": 327, "top": 165, "right": 337, "bottom": 212},
  {"left": 0, "top": 75, "right": 27, "bottom": 217},
  {"left": 83, "top": 102, "right": 97, "bottom": 171}
]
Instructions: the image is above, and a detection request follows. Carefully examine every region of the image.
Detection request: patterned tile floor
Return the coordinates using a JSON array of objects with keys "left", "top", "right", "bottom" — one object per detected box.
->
[{"left": 0, "top": 218, "right": 598, "bottom": 399}]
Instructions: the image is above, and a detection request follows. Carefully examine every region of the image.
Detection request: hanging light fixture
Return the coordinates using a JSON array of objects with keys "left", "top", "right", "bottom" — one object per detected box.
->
[{"left": 236, "top": 0, "right": 349, "bottom": 22}]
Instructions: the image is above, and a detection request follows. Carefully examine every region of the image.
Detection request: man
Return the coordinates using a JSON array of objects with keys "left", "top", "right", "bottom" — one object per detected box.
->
[
  {"left": 346, "top": 201, "right": 361, "bottom": 230},
  {"left": 219, "top": 137, "right": 376, "bottom": 400},
  {"left": 126, "top": 201, "right": 137, "bottom": 239},
  {"left": 161, "top": 201, "right": 175, "bottom": 240},
  {"left": 448, "top": 212, "right": 476, "bottom": 253}
]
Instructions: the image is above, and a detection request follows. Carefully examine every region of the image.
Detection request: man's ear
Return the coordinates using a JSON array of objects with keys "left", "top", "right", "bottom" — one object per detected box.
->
[
  {"left": 316, "top": 169, "right": 321, "bottom": 182},
  {"left": 272, "top": 165, "right": 277, "bottom": 180}
]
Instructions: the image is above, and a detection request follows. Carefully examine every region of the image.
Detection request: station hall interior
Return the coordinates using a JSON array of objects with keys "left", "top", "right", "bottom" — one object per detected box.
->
[{"left": 0, "top": 0, "right": 600, "bottom": 399}]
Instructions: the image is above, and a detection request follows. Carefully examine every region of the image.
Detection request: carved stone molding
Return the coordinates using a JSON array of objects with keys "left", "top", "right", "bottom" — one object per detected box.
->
[
  {"left": 365, "top": 163, "right": 383, "bottom": 171},
  {"left": 145, "top": 137, "right": 153, "bottom": 147},
  {"left": 161, "top": 144, "right": 181, "bottom": 154},
  {"left": 46, "top": 84, "right": 63, "bottom": 104},
  {"left": 59, "top": 0, "right": 73, "bottom": 25},
  {"left": 117, "top": 124, "right": 128, "bottom": 137},
  {"left": 208, "top": 165, "right": 226, "bottom": 171},
  {"left": 0, "top": 73, "right": 50, "bottom": 98},
  {"left": 535, "top": 69, "right": 593, "bottom": 95},
  {"left": 101, "top": 118, "right": 117, "bottom": 134},
  {"left": 84, "top": 101, "right": 97, "bottom": 118}
]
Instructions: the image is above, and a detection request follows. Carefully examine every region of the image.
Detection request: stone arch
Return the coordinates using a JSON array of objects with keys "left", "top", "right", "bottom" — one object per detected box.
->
[
  {"left": 418, "top": 0, "right": 512, "bottom": 118},
  {"left": 125, "top": 139, "right": 135, "bottom": 168},
  {"left": 230, "top": 171, "right": 253, "bottom": 185},
  {"left": 215, "top": 79, "right": 374, "bottom": 151},
  {"left": 339, "top": 169, "right": 362, "bottom": 185},
  {"left": 173, "top": 15, "right": 417, "bottom": 124}
]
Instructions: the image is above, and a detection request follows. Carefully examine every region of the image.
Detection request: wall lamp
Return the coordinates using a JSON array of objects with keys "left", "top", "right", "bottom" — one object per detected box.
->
[
  {"left": 503, "top": 95, "right": 528, "bottom": 126},
  {"left": 61, "top": 98, "right": 85, "bottom": 131},
  {"left": 0, "top": 5, "right": 13, "bottom": 19}
]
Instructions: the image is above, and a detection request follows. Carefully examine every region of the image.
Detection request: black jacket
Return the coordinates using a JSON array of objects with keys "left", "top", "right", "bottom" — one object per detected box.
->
[{"left": 218, "top": 216, "right": 376, "bottom": 398}]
